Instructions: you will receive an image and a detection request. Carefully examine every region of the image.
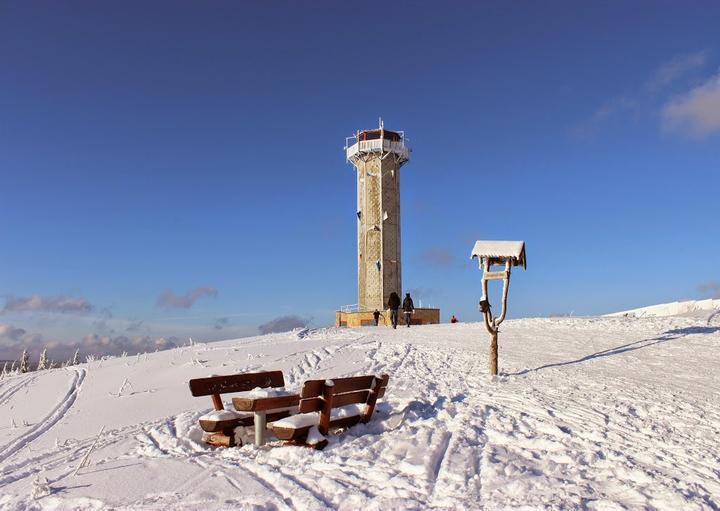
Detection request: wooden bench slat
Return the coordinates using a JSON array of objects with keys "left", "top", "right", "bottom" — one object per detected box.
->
[
  {"left": 300, "top": 375, "right": 376, "bottom": 398},
  {"left": 299, "top": 397, "right": 323, "bottom": 414},
  {"left": 232, "top": 394, "right": 300, "bottom": 412},
  {"left": 377, "top": 374, "right": 390, "bottom": 388},
  {"left": 319, "top": 380, "right": 334, "bottom": 435},
  {"left": 273, "top": 424, "right": 312, "bottom": 441},
  {"left": 199, "top": 415, "right": 253, "bottom": 432},
  {"left": 205, "top": 432, "right": 235, "bottom": 447},
  {"left": 298, "top": 384, "right": 381, "bottom": 412},
  {"left": 189, "top": 371, "right": 285, "bottom": 397},
  {"left": 362, "top": 374, "right": 388, "bottom": 423},
  {"left": 332, "top": 390, "right": 369, "bottom": 408}
]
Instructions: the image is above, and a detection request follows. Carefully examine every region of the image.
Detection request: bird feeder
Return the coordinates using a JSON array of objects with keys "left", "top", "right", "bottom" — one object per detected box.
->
[{"left": 470, "top": 240, "right": 527, "bottom": 376}]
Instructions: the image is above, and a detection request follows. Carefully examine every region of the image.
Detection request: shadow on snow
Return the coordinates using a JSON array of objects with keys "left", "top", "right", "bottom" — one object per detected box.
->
[{"left": 509, "top": 326, "right": 720, "bottom": 376}]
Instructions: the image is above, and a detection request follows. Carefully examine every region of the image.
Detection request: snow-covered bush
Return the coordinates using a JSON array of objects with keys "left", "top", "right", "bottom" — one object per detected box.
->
[
  {"left": 19, "top": 350, "right": 29, "bottom": 373},
  {"left": 37, "top": 348, "right": 49, "bottom": 371},
  {"left": 31, "top": 475, "right": 51, "bottom": 499}
]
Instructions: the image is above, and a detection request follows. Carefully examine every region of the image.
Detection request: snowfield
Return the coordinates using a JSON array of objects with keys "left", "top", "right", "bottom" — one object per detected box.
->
[
  {"left": 1, "top": 315, "right": 719, "bottom": 510},
  {"left": 605, "top": 298, "right": 720, "bottom": 319}
]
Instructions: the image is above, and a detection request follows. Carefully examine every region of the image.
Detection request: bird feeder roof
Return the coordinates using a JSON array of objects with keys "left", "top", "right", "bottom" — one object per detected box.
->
[{"left": 470, "top": 240, "right": 526, "bottom": 269}]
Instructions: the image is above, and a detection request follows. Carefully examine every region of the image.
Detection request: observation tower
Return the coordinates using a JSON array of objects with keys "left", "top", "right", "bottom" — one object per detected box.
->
[
  {"left": 336, "top": 119, "right": 439, "bottom": 327},
  {"left": 346, "top": 119, "right": 409, "bottom": 311}
]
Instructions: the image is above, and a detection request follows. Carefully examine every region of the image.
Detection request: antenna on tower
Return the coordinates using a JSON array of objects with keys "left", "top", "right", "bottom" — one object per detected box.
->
[{"left": 379, "top": 117, "right": 384, "bottom": 129}]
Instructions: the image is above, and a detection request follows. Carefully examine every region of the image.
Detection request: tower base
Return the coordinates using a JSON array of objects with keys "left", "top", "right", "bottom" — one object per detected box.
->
[{"left": 335, "top": 308, "right": 440, "bottom": 327}]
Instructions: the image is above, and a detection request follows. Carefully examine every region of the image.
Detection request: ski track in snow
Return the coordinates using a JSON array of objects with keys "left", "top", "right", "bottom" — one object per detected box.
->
[
  {"left": 0, "top": 375, "right": 39, "bottom": 407},
  {"left": 0, "top": 368, "right": 85, "bottom": 463},
  {"left": 1, "top": 318, "right": 719, "bottom": 510}
]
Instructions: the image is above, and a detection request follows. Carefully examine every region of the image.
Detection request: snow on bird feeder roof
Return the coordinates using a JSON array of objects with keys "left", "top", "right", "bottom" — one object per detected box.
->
[{"left": 471, "top": 240, "right": 527, "bottom": 269}]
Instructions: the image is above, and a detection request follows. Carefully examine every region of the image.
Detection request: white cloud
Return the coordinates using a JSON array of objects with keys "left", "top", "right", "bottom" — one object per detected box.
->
[
  {"left": 573, "top": 96, "right": 637, "bottom": 137},
  {"left": 2, "top": 294, "right": 93, "bottom": 314},
  {"left": 79, "top": 333, "right": 180, "bottom": 357},
  {"left": 0, "top": 323, "right": 26, "bottom": 341},
  {"left": 662, "top": 74, "right": 720, "bottom": 137},
  {"left": 698, "top": 280, "right": 720, "bottom": 298},
  {"left": 156, "top": 287, "right": 218, "bottom": 309},
  {"left": 574, "top": 50, "right": 711, "bottom": 137},
  {"left": 214, "top": 317, "right": 230, "bottom": 330},
  {"left": 0, "top": 324, "right": 183, "bottom": 363},
  {"left": 648, "top": 50, "right": 708, "bottom": 90},
  {"left": 258, "top": 315, "right": 308, "bottom": 335},
  {"left": 419, "top": 248, "right": 455, "bottom": 267}
]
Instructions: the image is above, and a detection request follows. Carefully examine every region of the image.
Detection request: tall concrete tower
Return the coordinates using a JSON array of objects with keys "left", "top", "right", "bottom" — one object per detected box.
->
[{"left": 345, "top": 119, "right": 410, "bottom": 311}]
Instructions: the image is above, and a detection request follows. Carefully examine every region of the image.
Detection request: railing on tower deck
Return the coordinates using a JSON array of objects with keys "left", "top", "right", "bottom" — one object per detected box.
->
[{"left": 345, "top": 138, "right": 410, "bottom": 162}]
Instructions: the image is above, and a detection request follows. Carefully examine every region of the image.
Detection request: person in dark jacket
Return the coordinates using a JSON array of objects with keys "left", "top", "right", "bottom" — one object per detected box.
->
[
  {"left": 402, "top": 293, "right": 415, "bottom": 327},
  {"left": 373, "top": 309, "right": 381, "bottom": 326},
  {"left": 388, "top": 292, "right": 401, "bottom": 329}
]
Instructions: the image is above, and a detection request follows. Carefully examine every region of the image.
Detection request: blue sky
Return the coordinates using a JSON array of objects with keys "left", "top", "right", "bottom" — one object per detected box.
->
[{"left": 1, "top": 2, "right": 719, "bottom": 360}]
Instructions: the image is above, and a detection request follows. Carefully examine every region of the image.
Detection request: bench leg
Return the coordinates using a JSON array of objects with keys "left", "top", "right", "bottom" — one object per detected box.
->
[{"left": 254, "top": 411, "right": 266, "bottom": 446}]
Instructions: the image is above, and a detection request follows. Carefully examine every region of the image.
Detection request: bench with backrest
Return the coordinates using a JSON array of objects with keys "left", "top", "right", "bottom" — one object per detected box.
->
[
  {"left": 188, "top": 370, "right": 295, "bottom": 447},
  {"left": 271, "top": 373, "right": 389, "bottom": 449}
]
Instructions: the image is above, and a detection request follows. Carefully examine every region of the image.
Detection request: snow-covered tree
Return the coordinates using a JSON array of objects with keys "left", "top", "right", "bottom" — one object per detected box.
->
[
  {"left": 19, "top": 350, "right": 30, "bottom": 373},
  {"left": 37, "top": 348, "right": 49, "bottom": 371},
  {"left": 0, "top": 362, "right": 7, "bottom": 379},
  {"left": 71, "top": 349, "right": 80, "bottom": 366}
]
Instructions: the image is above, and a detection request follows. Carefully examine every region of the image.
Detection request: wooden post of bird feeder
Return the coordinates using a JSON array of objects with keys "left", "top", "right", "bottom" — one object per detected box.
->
[{"left": 471, "top": 241, "right": 527, "bottom": 376}]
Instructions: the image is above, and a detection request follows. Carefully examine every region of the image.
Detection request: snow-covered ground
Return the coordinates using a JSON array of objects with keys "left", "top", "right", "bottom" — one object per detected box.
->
[{"left": 1, "top": 315, "right": 719, "bottom": 510}]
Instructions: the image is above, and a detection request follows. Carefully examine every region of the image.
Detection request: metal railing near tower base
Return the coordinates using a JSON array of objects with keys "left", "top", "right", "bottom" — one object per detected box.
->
[
  {"left": 340, "top": 303, "right": 437, "bottom": 313},
  {"left": 339, "top": 304, "right": 360, "bottom": 313}
]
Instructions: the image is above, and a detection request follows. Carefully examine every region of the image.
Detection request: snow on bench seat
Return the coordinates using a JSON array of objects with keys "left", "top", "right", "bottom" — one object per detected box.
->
[
  {"left": 272, "top": 403, "right": 364, "bottom": 430},
  {"left": 199, "top": 409, "right": 248, "bottom": 422},
  {"left": 198, "top": 408, "right": 254, "bottom": 433},
  {"left": 232, "top": 386, "right": 300, "bottom": 412},
  {"left": 272, "top": 375, "right": 388, "bottom": 447},
  {"left": 233, "top": 386, "right": 295, "bottom": 399}
]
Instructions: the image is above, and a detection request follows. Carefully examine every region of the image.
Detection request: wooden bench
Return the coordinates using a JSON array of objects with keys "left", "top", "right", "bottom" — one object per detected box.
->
[
  {"left": 188, "top": 370, "right": 297, "bottom": 447},
  {"left": 272, "top": 374, "right": 389, "bottom": 449}
]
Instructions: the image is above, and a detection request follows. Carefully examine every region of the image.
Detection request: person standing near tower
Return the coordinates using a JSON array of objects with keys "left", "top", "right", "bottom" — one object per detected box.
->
[
  {"left": 403, "top": 293, "right": 415, "bottom": 327},
  {"left": 388, "top": 292, "right": 400, "bottom": 329}
]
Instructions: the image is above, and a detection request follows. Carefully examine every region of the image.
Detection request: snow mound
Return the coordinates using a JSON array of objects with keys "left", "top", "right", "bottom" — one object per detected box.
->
[{"left": 606, "top": 298, "right": 720, "bottom": 318}]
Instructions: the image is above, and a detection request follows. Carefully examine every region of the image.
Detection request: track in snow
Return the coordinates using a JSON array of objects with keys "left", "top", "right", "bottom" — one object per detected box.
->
[
  {"left": 0, "top": 375, "right": 39, "bottom": 406},
  {"left": 0, "top": 368, "right": 85, "bottom": 462}
]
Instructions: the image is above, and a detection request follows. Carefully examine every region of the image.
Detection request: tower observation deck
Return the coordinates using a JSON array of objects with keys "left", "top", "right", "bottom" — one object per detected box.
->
[{"left": 345, "top": 120, "right": 410, "bottom": 312}]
